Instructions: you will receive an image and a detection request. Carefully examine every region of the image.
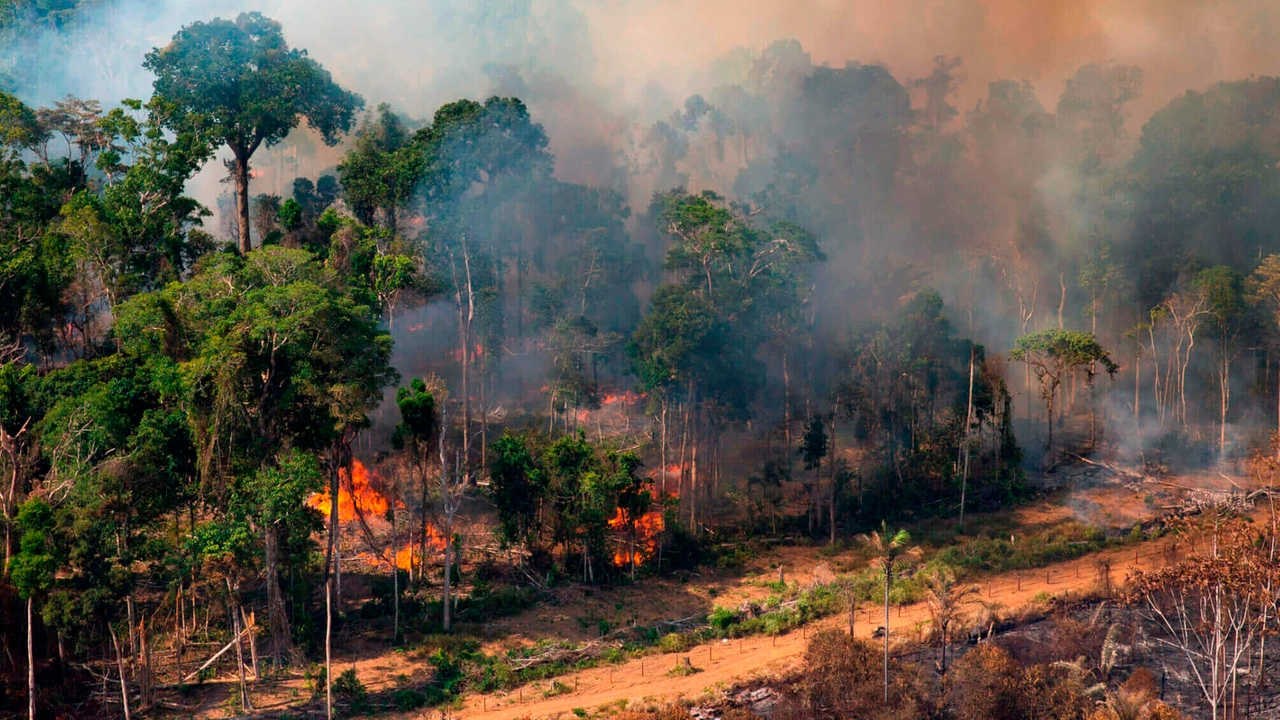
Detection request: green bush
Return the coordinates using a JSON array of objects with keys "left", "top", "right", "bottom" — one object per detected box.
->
[
  {"left": 333, "top": 668, "right": 369, "bottom": 715},
  {"left": 392, "top": 688, "right": 428, "bottom": 711},
  {"left": 658, "top": 632, "right": 692, "bottom": 653},
  {"left": 708, "top": 606, "right": 739, "bottom": 631}
]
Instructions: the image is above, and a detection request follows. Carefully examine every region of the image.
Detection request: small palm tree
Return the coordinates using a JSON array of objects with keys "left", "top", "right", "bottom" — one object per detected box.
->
[
  {"left": 856, "top": 521, "right": 921, "bottom": 704},
  {"left": 922, "top": 566, "right": 978, "bottom": 672}
]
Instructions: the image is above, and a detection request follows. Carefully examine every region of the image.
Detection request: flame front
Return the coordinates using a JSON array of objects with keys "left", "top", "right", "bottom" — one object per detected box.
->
[
  {"left": 609, "top": 505, "right": 665, "bottom": 567},
  {"left": 305, "top": 459, "right": 388, "bottom": 522}
]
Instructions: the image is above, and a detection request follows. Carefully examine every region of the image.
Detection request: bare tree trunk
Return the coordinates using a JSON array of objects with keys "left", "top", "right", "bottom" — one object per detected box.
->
[
  {"left": 391, "top": 494, "right": 399, "bottom": 644},
  {"left": 883, "top": 563, "right": 891, "bottom": 705},
  {"left": 27, "top": 596, "right": 34, "bottom": 720},
  {"left": 960, "top": 349, "right": 974, "bottom": 530},
  {"left": 325, "top": 579, "right": 333, "bottom": 720},
  {"left": 233, "top": 152, "right": 252, "bottom": 255},
  {"left": 140, "top": 618, "right": 152, "bottom": 707},
  {"left": 264, "top": 524, "right": 292, "bottom": 663},
  {"left": 228, "top": 586, "right": 250, "bottom": 712},
  {"left": 324, "top": 447, "right": 340, "bottom": 607},
  {"left": 660, "top": 398, "right": 668, "bottom": 498},
  {"left": 458, "top": 241, "right": 476, "bottom": 483},
  {"left": 1058, "top": 272, "right": 1065, "bottom": 330},
  {"left": 109, "top": 625, "right": 131, "bottom": 720}
]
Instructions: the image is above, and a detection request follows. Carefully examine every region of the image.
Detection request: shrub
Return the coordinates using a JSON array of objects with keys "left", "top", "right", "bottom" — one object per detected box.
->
[
  {"left": 658, "top": 632, "right": 691, "bottom": 653},
  {"left": 392, "top": 688, "right": 428, "bottom": 711},
  {"left": 333, "top": 668, "right": 370, "bottom": 716}
]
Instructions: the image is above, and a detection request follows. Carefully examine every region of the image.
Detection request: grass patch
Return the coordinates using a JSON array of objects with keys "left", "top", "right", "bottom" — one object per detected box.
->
[{"left": 665, "top": 662, "right": 703, "bottom": 678}]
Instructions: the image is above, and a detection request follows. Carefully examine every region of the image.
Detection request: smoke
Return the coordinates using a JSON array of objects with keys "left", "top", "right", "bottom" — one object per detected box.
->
[
  {"left": 11, "top": 0, "right": 1280, "bottom": 173},
  {"left": 11, "top": 0, "right": 1280, "bottom": 470}
]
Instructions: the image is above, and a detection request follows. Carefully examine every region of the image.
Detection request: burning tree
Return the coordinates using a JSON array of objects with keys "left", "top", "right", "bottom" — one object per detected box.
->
[
  {"left": 392, "top": 377, "right": 439, "bottom": 584},
  {"left": 610, "top": 451, "right": 652, "bottom": 580}
]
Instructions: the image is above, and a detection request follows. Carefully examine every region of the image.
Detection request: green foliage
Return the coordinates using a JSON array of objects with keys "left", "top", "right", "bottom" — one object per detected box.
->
[
  {"left": 333, "top": 668, "right": 370, "bottom": 715},
  {"left": 11, "top": 498, "right": 60, "bottom": 599},
  {"left": 393, "top": 377, "right": 437, "bottom": 446},
  {"left": 145, "top": 12, "right": 362, "bottom": 152},
  {"left": 338, "top": 103, "right": 424, "bottom": 226},
  {"left": 488, "top": 432, "right": 548, "bottom": 552}
]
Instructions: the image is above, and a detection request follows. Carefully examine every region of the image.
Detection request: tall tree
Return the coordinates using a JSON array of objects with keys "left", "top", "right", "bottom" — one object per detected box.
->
[
  {"left": 855, "top": 522, "right": 920, "bottom": 705},
  {"left": 1198, "top": 266, "right": 1247, "bottom": 456},
  {"left": 1009, "top": 330, "right": 1117, "bottom": 458},
  {"left": 145, "top": 12, "right": 362, "bottom": 254}
]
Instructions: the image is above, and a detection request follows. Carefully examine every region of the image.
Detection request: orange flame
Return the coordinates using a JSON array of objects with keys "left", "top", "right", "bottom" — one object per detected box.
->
[
  {"left": 601, "top": 391, "right": 643, "bottom": 406},
  {"left": 305, "top": 460, "right": 388, "bottom": 523},
  {"left": 407, "top": 323, "right": 425, "bottom": 332},
  {"left": 609, "top": 504, "right": 665, "bottom": 567}
]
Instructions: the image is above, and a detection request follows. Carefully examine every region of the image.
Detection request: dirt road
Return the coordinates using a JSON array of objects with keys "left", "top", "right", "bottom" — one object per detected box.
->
[{"left": 444, "top": 534, "right": 1189, "bottom": 719}]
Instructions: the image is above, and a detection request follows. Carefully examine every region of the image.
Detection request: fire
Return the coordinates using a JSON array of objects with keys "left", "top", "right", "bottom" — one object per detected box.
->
[
  {"left": 393, "top": 524, "right": 447, "bottom": 571},
  {"left": 305, "top": 459, "right": 389, "bottom": 522},
  {"left": 608, "top": 505, "right": 665, "bottom": 567},
  {"left": 451, "top": 344, "right": 486, "bottom": 362},
  {"left": 408, "top": 323, "right": 424, "bottom": 332},
  {"left": 601, "top": 391, "right": 643, "bottom": 405}
]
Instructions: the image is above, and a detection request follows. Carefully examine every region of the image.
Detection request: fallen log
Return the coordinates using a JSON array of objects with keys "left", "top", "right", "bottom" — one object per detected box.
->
[{"left": 178, "top": 626, "right": 252, "bottom": 685}]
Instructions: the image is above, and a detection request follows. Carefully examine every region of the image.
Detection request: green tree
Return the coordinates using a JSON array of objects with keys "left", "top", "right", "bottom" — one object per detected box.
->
[
  {"left": 338, "top": 103, "right": 423, "bottom": 230},
  {"left": 114, "top": 246, "right": 396, "bottom": 662},
  {"left": 391, "top": 377, "right": 437, "bottom": 583},
  {"left": 799, "top": 414, "right": 828, "bottom": 538},
  {"left": 1009, "top": 329, "right": 1117, "bottom": 458},
  {"left": 145, "top": 12, "right": 362, "bottom": 254},
  {"left": 855, "top": 521, "right": 920, "bottom": 705},
  {"left": 488, "top": 432, "right": 547, "bottom": 558},
  {"left": 11, "top": 498, "right": 60, "bottom": 720}
]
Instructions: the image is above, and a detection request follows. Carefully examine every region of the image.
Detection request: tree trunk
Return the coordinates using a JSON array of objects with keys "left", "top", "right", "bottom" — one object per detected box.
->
[
  {"left": 264, "top": 525, "right": 292, "bottom": 663},
  {"left": 1219, "top": 356, "right": 1229, "bottom": 457},
  {"left": 110, "top": 624, "right": 131, "bottom": 720},
  {"left": 27, "top": 596, "right": 34, "bottom": 720},
  {"left": 960, "top": 349, "right": 974, "bottom": 531},
  {"left": 442, "top": 533, "right": 453, "bottom": 633},
  {"left": 1046, "top": 396, "right": 1054, "bottom": 460},
  {"left": 829, "top": 409, "right": 838, "bottom": 545},
  {"left": 324, "top": 447, "right": 340, "bottom": 601},
  {"left": 883, "top": 562, "right": 891, "bottom": 705},
  {"left": 391, "top": 496, "right": 399, "bottom": 644},
  {"left": 230, "top": 597, "right": 249, "bottom": 707},
  {"left": 234, "top": 152, "right": 252, "bottom": 255},
  {"left": 325, "top": 578, "right": 333, "bottom": 720}
]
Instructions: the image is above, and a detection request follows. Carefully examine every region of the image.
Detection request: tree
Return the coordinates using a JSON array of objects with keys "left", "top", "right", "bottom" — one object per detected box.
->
[
  {"left": 1128, "top": 520, "right": 1277, "bottom": 720},
  {"left": 392, "top": 377, "right": 438, "bottom": 584},
  {"left": 145, "top": 12, "right": 362, "bottom": 254},
  {"left": 1009, "top": 329, "right": 1117, "bottom": 458},
  {"left": 922, "top": 566, "right": 977, "bottom": 673},
  {"left": 114, "top": 246, "right": 396, "bottom": 663},
  {"left": 855, "top": 521, "right": 920, "bottom": 705},
  {"left": 488, "top": 432, "right": 547, "bottom": 559},
  {"left": 338, "top": 103, "right": 423, "bottom": 230},
  {"left": 11, "top": 498, "right": 60, "bottom": 720},
  {"left": 1197, "top": 266, "right": 1246, "bottom": 456},
  {"left": 611, "top": 452, "right": 649, "bottom": 580},
  {"left": 799, "top": 414, "right": 828, "bottom": 538},
  {"left": 1248, "top": 254, "right": 1280, "bottom": 450}
]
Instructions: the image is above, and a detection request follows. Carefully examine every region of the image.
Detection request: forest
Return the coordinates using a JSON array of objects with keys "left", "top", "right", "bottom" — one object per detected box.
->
[{"left": 5, "top": 2, "right": 1280, "bottom": 719}]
